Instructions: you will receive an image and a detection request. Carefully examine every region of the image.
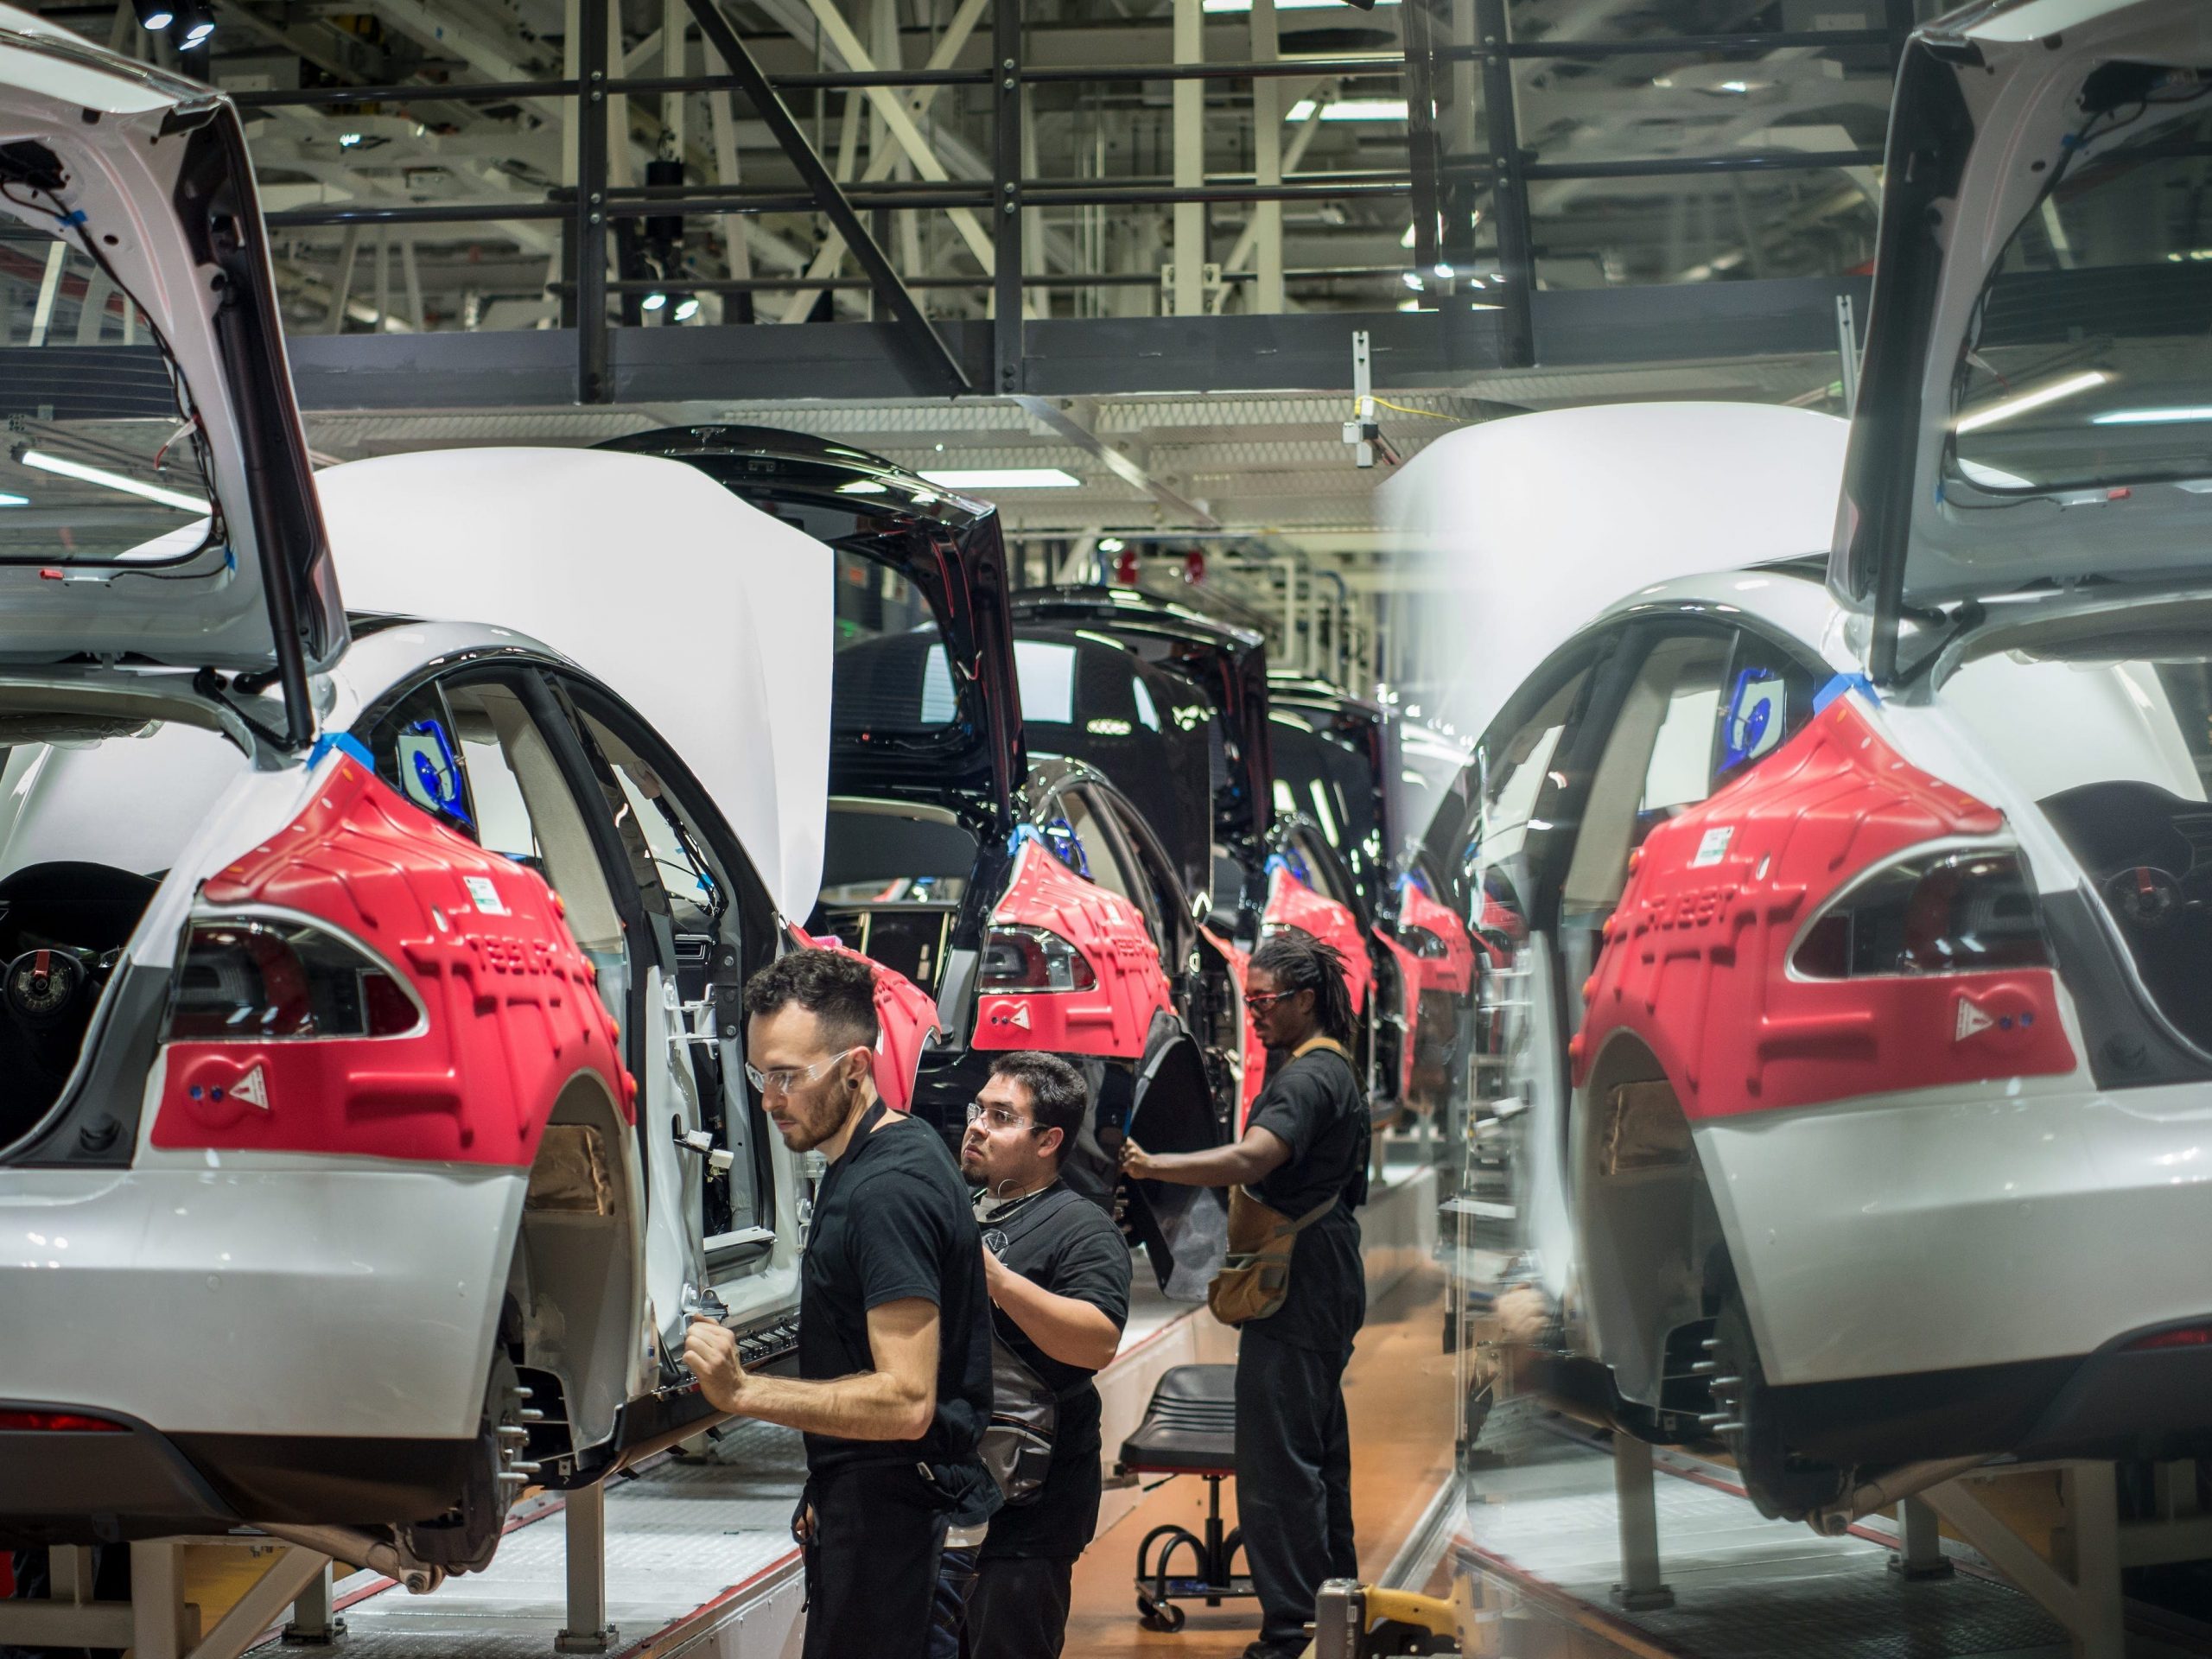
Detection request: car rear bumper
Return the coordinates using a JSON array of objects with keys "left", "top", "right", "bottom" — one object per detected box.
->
[
  {"left": 1697, "top": 1077, "right": 2212, "bottom": 1395},
  {"left": 0, "top": 1160, "right": 521, "bottom": 1443}
]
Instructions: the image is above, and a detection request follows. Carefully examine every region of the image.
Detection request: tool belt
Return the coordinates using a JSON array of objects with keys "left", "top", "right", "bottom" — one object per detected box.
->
[{"left": 1206, "top": 1035, "right": 1355, "bottom": 1327}]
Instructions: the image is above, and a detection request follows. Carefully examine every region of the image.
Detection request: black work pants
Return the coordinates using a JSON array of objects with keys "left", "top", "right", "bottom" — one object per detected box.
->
[
  {"left": 1235, "top": 1328, "right": 1356, "bottom": 1654},
  {"left": 966, "top": 1554, "right": 1076, "bottom": 1659},
  {"left": 800, "top": 1463, "right": 948, "bottom": 1659}
]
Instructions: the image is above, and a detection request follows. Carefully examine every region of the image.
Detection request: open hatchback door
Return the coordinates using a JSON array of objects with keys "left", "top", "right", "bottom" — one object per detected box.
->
[
  {"left": 1837, "top": 0, "right": 2212, "bottom": 683},
  {"left": 0, "top": 8, "right": 343, "bottom": 740}
]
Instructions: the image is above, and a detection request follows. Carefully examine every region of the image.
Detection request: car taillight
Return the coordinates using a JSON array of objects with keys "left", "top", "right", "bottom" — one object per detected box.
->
[
  {"left": 2126, "top": 1324, "right": 2212, "bottom": 1352},
  {"left": 1792, "top": 848, "right": 2049, "bottom": 980},
  {"left": 165, "top": 915, "right": 422, "bottom": 1042},
  {"left": 0, "top": 1409, "right": 126, "bottom": 1432},
  {"left": 979, "top": 925, "right": 1096, "bottom": 993}
]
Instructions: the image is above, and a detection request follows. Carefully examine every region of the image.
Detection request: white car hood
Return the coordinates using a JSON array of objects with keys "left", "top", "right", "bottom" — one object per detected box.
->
[
  {"left": 0, "top": 5, "right": 341, "bottom": 700},
  {"left": 317, "top": 448, "right": 835, "bottom": 921}
]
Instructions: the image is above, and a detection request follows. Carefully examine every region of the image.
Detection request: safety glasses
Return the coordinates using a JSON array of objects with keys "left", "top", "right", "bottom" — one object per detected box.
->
[{"left": 744, "top": 1046, "right": 866, "bottom": 1096}]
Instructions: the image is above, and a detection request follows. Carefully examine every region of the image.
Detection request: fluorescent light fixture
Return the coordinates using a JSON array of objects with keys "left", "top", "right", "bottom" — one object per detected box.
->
[
  {"left": 672, "top": 295, "right": 701, "bottom": 322},
  {"left": 1718, "top": 79, "right": 1751, "bottom": 93},
  {"left": 1285, "top": 98, "right": 1409, "bottom": 122},
  {"left": 641, "top": 290, "right": 668, "bottom": 312},
  {"left": 338, "top": 131, "right": 364, "bottom": 149},
  {"left": 0, "top": 493, "right": 26, "bottom": 507},
  {"left": 1401, "top": 223, "right": 1417, "bottom": 248},
  {"left": 2093, "top": 406, "right": 2212, "bottom": 425},
  {"left": 1955, "top": 370, "right": 2111, "bottom": 435},
  {"left": 1097, "top": 536, "right": 1126, "bottom": 553},
  {"left": 836, "top": 480, "right": 888, "bottom": 495},
  {"left": 19, "top": 449, "right": 207, "bottom": 513},
  {"left": 1434, "top": 262, "right": 1454, "bottom": 278},
  {"left": 918, "top": 467, "right": 1079, "bottom": 489},
  {"left": 1402, "top": 271, "right": 1423, "bottom": 290}
]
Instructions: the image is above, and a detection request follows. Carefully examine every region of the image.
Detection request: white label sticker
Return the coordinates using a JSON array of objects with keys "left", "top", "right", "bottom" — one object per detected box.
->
[
  {"left": 232, "top": 1065, "right": 270, "bottom": 1112},
  {"left": 1690, "top": 826, "right": 1734, "bottom": 868},
  {"left": 464, "top": 874, "right": 509, "bottom": 915},
  {"left": 1955, "top": 995, "right": 1995, "bottom": 1043}
]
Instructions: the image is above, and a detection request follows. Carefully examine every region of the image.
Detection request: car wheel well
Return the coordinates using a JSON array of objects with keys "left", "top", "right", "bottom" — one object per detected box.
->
[
  {"left": 509, "top": 1074, "right": 640, "bottom": 1468},
  {"left": 1572, "top": 1034, "right": 1726, "bottom": 1416}
]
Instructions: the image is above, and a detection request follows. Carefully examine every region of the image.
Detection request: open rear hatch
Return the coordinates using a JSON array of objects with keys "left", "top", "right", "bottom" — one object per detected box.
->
[
  {"left": 0, "top": 7, "right": 342, "bottom": 742},
  {"left": 1009, "top": 588, "right": 1272, "bottom": 912},
  {"left": 1836, "top": 0, "right": 2212, "bottom": 1075},
  {"left": 602, "top": 427, "right": 1024, "bottom": 994},
  {"left": 1835, "top": 0, "right": 2212, "bottom": 682},
  {"left": 1267, "top": 675, "right": 1391, "bottom": 923}
]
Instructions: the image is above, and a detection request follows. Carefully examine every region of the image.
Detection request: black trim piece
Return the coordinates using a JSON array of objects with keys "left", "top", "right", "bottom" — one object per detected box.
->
[
  {"left": 10, "top": 965, "right": 171, "bottom": 1167},
  {"left": 0, "top": 1402, "right": 237, "bottom": 1547},
  {"left": 168, "top": 1431, "right": 475, "bottom": 1527}
]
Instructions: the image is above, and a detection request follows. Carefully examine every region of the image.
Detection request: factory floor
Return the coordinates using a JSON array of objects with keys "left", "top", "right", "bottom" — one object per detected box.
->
[{"left": 1064, "top": 1262, "right": 1459, "bottom": 1656}]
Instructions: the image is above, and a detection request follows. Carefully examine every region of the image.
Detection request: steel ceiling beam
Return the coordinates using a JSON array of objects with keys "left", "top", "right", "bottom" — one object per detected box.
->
[{"left": 680, "top": 0, "right": 971, "bottom": 394}]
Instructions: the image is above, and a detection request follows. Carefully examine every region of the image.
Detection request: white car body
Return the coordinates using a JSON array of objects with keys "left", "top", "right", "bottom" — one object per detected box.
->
[
  {"left": 1407, "top": 0, "right": 2212, "bottom": 1523},
  {"left": 0, "top": 14, "right": 858, "bottom": 1584}
]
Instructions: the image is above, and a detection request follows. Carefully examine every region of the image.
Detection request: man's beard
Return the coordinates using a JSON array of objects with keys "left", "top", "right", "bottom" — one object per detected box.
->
[{"left": 774, "top": 1087, "right": 849, "bottom": 1152}]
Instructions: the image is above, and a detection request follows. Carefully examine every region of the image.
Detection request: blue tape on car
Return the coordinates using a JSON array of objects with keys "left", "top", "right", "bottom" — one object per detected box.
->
[
  {"left": 1813, "top": 672, "right": 1880, "bottom": 715},
  {"left": 308, "top": 730, "right": 374, "bottom": 771}
]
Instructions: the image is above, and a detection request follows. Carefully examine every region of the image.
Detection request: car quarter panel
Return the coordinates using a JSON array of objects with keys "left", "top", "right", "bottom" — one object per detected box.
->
[
  {"left": 1695, "top": 1076, "right": 2212, "bottom": 1386},
  {"left": 976, "top": 837, "right": 1171, "bottom": 1056},
  {"left": 150, "top": 752, "right": 632, "bottom": 1164},
  {"left": 1573, "top": 694, "right": 2076, "bottom": 1121},
  {"left": 0, "top": 1160, "right": 518, "bottom": 1438}
]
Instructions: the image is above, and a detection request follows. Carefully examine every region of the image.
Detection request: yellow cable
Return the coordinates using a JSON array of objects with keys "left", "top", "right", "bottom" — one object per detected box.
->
[{"left": 1370, "top": 397, "right": 1465, "bottom": 423}]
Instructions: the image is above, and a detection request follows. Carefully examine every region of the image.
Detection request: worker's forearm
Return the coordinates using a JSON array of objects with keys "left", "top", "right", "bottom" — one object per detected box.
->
[
  {"left": 991, "top": 1268, "right": 1123, "bottom": 1371},
  {"left": 715, "top": 1368, "right": 932, "bottom": 1441},
  {"left": 1141, "top": 1142, "right": 1271, "bottom": 1188}
]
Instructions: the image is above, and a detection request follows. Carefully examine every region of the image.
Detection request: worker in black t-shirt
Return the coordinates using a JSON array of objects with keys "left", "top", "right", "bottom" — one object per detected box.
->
[
  {"left": 683, "top": 950, "right": 996, "bottom": 1659},
  {"left": 935, "top": 1050, "right": 1130, "bottom": 1659},
  {"left": 1121, "top": 932, "right": 1369, "bottom": 1659}
]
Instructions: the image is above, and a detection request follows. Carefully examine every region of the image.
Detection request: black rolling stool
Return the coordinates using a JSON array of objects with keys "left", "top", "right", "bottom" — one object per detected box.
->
[{"left": 1115, "top": 1363, "right": 1255, "bottom": 1632}]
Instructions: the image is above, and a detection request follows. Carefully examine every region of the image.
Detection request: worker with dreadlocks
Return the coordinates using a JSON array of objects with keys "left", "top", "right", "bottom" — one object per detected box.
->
[{"left": 1120, "top": 931, "right": 1370, "bottom": 1659}]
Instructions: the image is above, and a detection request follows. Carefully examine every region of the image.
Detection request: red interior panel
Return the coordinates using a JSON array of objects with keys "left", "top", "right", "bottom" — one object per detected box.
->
[
  {"left": 1262, "top": 867, "right": 1373, "bottom": 1014},
  {"left": 1398, "top": 878, "right": 1477, "bottom": 998},
  {"left": 153, "top": 755, "right": 630, "bottom": 1164},
  {"left": 1572, "top": 696, "right": 2075, "bottom": 1119},
  {"left": 1371, "top": 924, "right": 1421, "bottom": 1102},
  {"left": 1204, "top": 923, "right": 1268, "bottom": 1122},
  {"left": 974, "top": 839, "right": 1172, "bottom": 1058},
  {"left": 798, "top": 926, "right": 941, "bottom": 1112}
]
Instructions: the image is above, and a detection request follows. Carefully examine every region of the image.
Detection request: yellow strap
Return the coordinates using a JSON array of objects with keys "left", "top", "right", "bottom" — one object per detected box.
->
[{"left": 1292, "top": 1035, "right": 1352, "bottom": 1061}]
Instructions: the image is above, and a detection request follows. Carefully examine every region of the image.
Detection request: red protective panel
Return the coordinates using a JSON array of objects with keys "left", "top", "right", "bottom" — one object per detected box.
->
[
  {"left": 975, "top": 839, "right": 1173, "bottom": 1058},
  {"left": 153, "top": 756, "right": 630, "bottom": 1164},
  {"left": 1396, "top": 878, "right": 1477, "bottom": 998},
  {"left": 1261, "top": 867, "right": 1373, "bottom": 1015},
  {"left": 1571, "top": 696, "right": 2076, "bottom": 1120},
  {"left": 1204, "top": 923, "right": 1268, "bottom": 1122},
  {"left": 796, "top": 926, "right": 941, "bottom": 1113},
  {"left": 1371, "top": 925, "right": 1421, "bottom": 1103}
]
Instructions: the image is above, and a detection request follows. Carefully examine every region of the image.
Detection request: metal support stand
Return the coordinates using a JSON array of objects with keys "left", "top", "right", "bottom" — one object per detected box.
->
[
  {"left": 282, "top": 1561, "right": 347, "bottom": 1644},
  {"left": 0, "top": 1540, "right": 327, "bottom": 1659},
  {"left": 556, "top": 1482, "right": 618, "bottom": 1654},
  {"left": 1923, "top": 1465, "right": 2123, "bottom": 1659},
  {"left": 1889, "top": 1494, "right": 1952, "bottom": 1580},
  {"left": 1608, "top": 1433, "right": 1675, "bottom": 1612}
]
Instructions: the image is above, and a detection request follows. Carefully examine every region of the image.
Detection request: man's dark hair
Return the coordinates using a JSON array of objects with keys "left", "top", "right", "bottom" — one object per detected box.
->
[
  {"left": 1252, "top": 929, "right": 1356, "bottom": 1045},
  {"left": 741, "top": 949, "right": 880, "bottom": 1053},
  {"left": 987, "top": 1050, "right": 1090, "bottom": 1162}
]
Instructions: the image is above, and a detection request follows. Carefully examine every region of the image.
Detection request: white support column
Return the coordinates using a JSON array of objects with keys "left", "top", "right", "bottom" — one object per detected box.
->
[
  {"left": 25, "top": 239, "right": 66, "bottom": 346},
  {"left": 373, "top": 226, "right": 391, "bottom": 331},
  {"left": 1609, "top": 1432, "right": 1675, "bottom": 1611},
  {"left": 556, "top": 1482, "right": 616, "bottom": 1654},
  {"left": 400, "top": 236, "right": 428, "bottom": 333},
  {"left": 662, "top": 0, "right": 688, "bottom": 153},
  {"left": 282, "top": 1560, "right": 344, "bottom": 1646},
  {"left": 1249, "top": 0, "right": 1282, "bottom": 315},
  {"left": 325, "top": 226, "right": 360, "bottom": 333},
  {"left": 74, "top": 270, "right": 111, "bottom": 344},
  {"left": 129, "top": 1541, "right": 190, "bottom": 1659},
  {"left": 1891, "top": 1494, "right": 1952, "bottom": 1580},
  {"left": 1170, "top": 0, "right": 1204, "bottom": 318}
]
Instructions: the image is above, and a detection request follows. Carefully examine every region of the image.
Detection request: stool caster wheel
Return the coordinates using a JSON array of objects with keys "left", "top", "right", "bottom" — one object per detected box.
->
[{"left": 1136, "top": 1595, "right": 1185, "bottom": 1632}]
